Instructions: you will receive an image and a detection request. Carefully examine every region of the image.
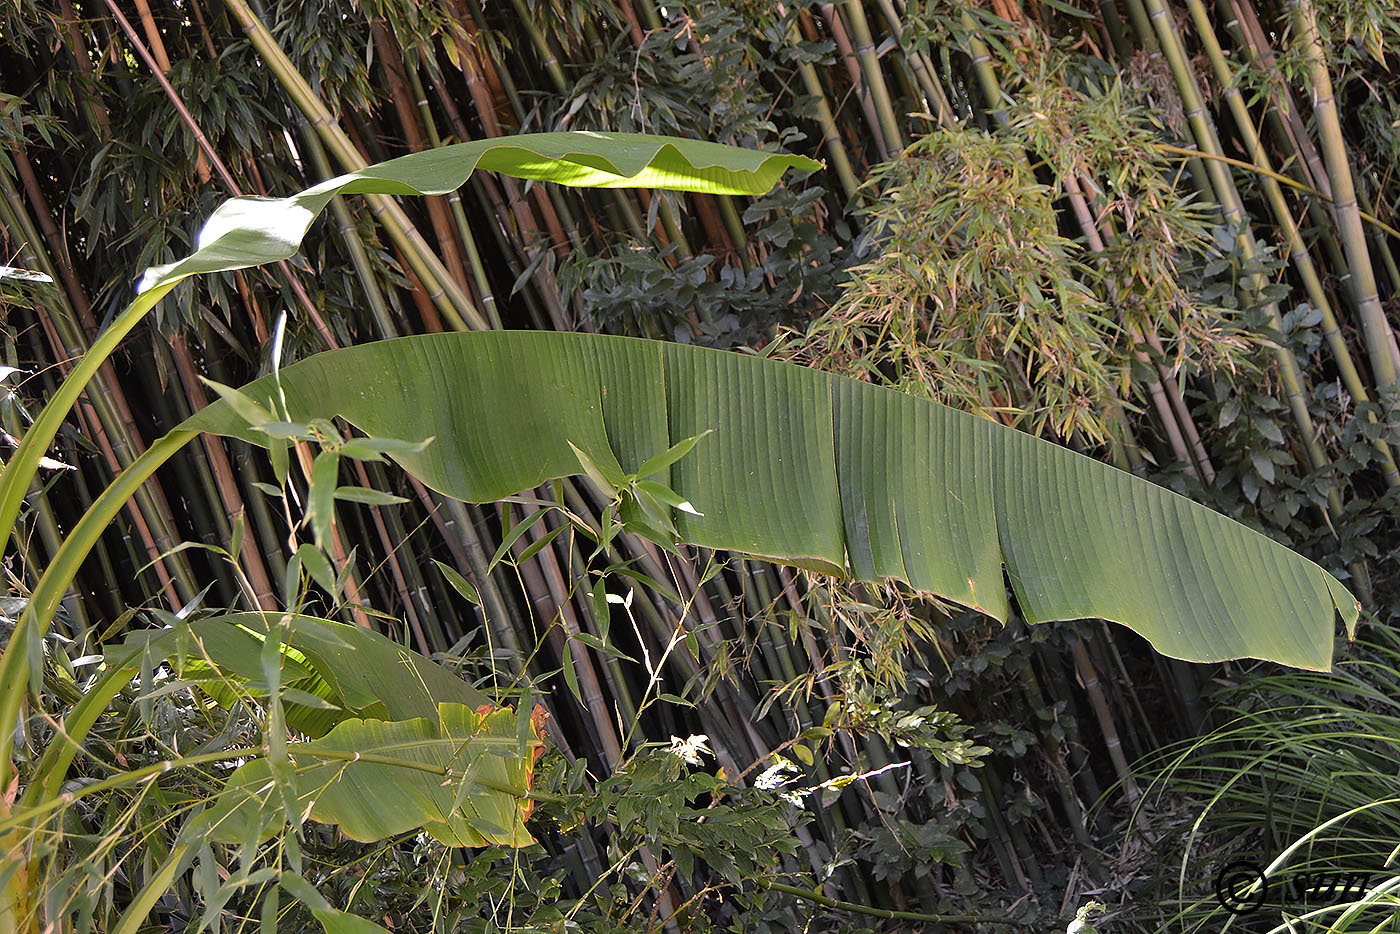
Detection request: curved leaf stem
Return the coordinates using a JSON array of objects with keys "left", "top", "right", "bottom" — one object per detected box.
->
[{"left": 765, "top": 880, "right": 1014, "bottom": 924}]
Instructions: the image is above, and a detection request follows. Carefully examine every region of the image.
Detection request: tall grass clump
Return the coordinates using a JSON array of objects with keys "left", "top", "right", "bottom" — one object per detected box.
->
[{"left": 1126, "top": 628, "right": 1400, "bottom": 932}]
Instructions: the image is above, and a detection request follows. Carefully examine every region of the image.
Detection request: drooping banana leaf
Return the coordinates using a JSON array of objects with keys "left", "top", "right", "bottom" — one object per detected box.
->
[
  {"left": 135, "top": 132, "right": 821, "bottom": 292},
  {"left": 182, "top": 330, "right": 1359, "bottom": 671},
  {"left": 56, "top": 129, "right": 1355, "bottom": 695},
  {"left": 109, "top": 613, "right": 489, "bottom": 737},
  {"left": 182, "top": 702, "right": 544, "bottom": 847}
]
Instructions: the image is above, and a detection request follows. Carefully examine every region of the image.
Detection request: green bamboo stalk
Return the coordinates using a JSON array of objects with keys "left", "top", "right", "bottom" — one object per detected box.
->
[
  {"left": 371, "top": 24, "right": 472, "bottom": 291},
  {"left": 1292, "top": 0, "right": 1400, "bottom": 396},
  {"left": 506, "top": 0, "right": 570, "bottom": 94},
  {"left": 201, "top": 352, "right": 291, "bottom": 590},
  {"left": 1218, "top": 0, "right": 1331, "bottom": 200},
  {"left": 959, "top": 11, "right": 1007, "bottom": 126},
  {"left": 820, "top": 3, "right": 890, "bottom": 159},
  {"left": 415, "top": 492, "right": 525, "bottom": 665},
  {"left": 783, "top": 10, "right": 860, "bottom": 200},
  {"left": 220, "top": 0, "right": 487, "bottom": 331},
  {"left": 1117, "top": 0, "right": 1160, "bottom": 51},
  {"left": 874, "top": 0, "right": 954, "bottom": 127},
  {"left": 299, "top": 127, "right": 399, "bottom": 338},
  {"left": 1182, "top": 0, "right": 1398, "bottom": 486},
  {"left": 1093, "top": 0, "right": 1131, "bottom": 56},
  {"left": 429, "top": 43, "right": 574, "bottom": 328},
  {"left": 1358, "top": 181, "right": 1400, "bottom": 294},
  {"left": 1143, "top": 0, "right": 1345, "bottom": 519},
  {"left": 842, "top": 0, "right": 905, "bottom": 153},
  {"left": 404, "top": 63, "right": 504, "bottom": 327}
]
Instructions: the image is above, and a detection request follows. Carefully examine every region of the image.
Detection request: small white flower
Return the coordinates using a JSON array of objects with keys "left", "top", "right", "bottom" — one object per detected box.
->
[{"left": 667, "top": 734, "right": 710, "bottom": 765}]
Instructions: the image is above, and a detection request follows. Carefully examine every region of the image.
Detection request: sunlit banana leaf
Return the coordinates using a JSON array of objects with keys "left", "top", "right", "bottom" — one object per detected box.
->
[
  {"left": 111, "top": 613, "right": 488, "bottom": 737},
  {"left": 183, "top": 702, "right": 542, "bottom": 847},
  {"left": 136, "top": 133, "right": 820, "bottom": 292},
  {"left": 182, "top": 331, "right": 1359, "bottom": 671}
]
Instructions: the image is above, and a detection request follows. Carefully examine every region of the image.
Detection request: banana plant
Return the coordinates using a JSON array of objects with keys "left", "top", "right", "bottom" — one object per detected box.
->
[
  {"left": 0, "top": 132, "right": 819, "bottom": 934},
  {"left": 0, "top": 131, "right": 1360, "bottom": 933}
]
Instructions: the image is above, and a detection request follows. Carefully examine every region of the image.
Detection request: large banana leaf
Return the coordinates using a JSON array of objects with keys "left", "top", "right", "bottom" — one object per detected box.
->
[
  {"left": 136, "top": 133, "right": 820, "bottom": 292},
  {"left": 110, "top": 613, "right": 489, "bottom": 737},
  {"left": 183, "top": 702, "right": 543, "bottom": 847},
  {"left": 117, "top": 129, "right": 1353, "bottom": 673},
  {"left": 183, "top": 330, "right": 1359, "bottom": 671}
]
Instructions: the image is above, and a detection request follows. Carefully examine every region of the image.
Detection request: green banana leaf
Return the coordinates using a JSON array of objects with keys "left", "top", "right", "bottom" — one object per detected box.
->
[
  {"left": 136, "top": 132, "right": 820, "bottom": 293},
  {"left": 105, "top": 617, "right": 530, "bottom": 849},
  {"left": 182, "top": 330, "right": 1359, "bottom": 671},
  {"left": 110, "top": 613, "right": 489, "bottom": 738},
  {"left": 182, "top": 702, "right": 542, "bottom": 847}
]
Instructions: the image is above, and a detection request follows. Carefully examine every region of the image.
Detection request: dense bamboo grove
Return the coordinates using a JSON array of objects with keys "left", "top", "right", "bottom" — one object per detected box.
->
[{"left": 1, "top": 0, "right": 1397, "bottom": 929}]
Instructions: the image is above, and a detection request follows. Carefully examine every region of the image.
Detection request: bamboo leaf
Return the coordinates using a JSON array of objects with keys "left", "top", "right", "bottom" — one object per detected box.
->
[
  {"left": 568, "top": 440, "right": 626, "bottom": 496},
  {"left": 310, "top": 907, "right": 391, "bottom": 934},
  {"left": 635, "top": 429, "right": 714, "bottom": 480},
  {"left": 488, "top": 508, "right": 549, "bottom": 573},
  {"left": 307, "top": 451, "right": 340, "bottom": 550},
  {"left": 560, "top": 641, "right": 581, "bottom": 703},
  {"left": 295, "top": 544, "right": 339, "bottom": 599},
  {"left": 332, "top": 486, "right": 410, "bottom": 506},
  {"left": 433, "top": 559, "right": 480, "bottom": 606},
  {"left": 514, "top": 524, "right": 565, "bottom": 566}
]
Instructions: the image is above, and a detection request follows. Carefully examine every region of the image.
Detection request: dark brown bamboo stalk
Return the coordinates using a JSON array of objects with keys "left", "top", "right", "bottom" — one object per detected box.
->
[
  {"left": 168, "top": 337, "right": 277, "bottom": 607},
  {"left": 372, "top": 23, "right": 472, "bottom": 293}
]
